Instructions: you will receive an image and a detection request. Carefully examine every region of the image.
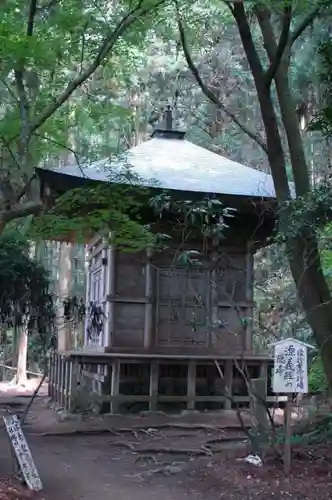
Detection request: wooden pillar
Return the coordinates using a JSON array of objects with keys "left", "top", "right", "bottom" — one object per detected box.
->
[
  {"left": 57, "top": 243, "right": 72, "bottom": 352},
  {"left": 244, "top": 244, "right": 254, "bottom": 351},
  {"left": 250, "top": 376, "right": 268, "bottom": 431},
  {"left": 110, "top": 360, "right": 120, "bottom": 414},
  {"left": 259, "top": 360, "right": 268, "bottom": 381},
  {"left": 107, "top": 241, "right": 116, "bottom": 348},
  {"left": 69, "top": 357, "right": 79, "bottom": 412},
  {"left": 259, "top": 360, "right": 268, "bottom": 395},
  {"left": 99, "top": 244, "right": 107, "bottom": 349},
  {"left": 149, "top": 360, "right": 159, "bottom": 411},
  {"left": 224, "top": 360, "right": 233, "bottom": 410},
  {"left": 48, "top": 351, "right": 53, "bottom": 398},
  {"left": 56, "top": 353, "right": 61, "bottom": 403},
  {"left": 144, "top": 247, "right": 154, "bottom": 349},
  {"left": 63, "top": 357, "right": 68, "bottom": 406},
  {"left": 210, "top": 248, "right": 219, "bottom": 348},
  {"left": 84, "top": 247, "right": 90, "bottom": 347},
  {"left": 187, "top": 360, "right": 196, "bottom": 410},
  {"left": 64, "top": 357, "right": 69, "bottom": 410},
  {"left": 52, "top": 352, "right": 58, "bottom": 401},
  {"left": 60, "top": 357, "right": 66, "bottom": 406}
]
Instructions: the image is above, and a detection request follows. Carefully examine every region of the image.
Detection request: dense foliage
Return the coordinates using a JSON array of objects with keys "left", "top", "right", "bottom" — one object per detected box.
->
[
  {"left": 0, "top": 231, "right": 55, "bottom": 368},
  {"left": 0, "top": 0, "right": 168, "bottom": 233},
  {"left": 0, "top": 232, "right": 52, "bottom": 321}
]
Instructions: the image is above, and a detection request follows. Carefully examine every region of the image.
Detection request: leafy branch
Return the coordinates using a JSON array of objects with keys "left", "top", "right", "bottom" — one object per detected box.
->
[
  {"left": 29, "top": 0, "right": 167, "bottom": 135},
  {"left": 290, "top": 6, "right": 321, "bottom": 46}
]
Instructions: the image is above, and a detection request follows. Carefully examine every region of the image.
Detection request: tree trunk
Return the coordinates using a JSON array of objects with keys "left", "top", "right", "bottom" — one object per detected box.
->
[
  {"left": 228, "top": 3, "right": 332, "bottom": 389},
  {"left": 254, "top": 8, "right": 332, "bottom": 387},
  {"left": 16, "top": 324, "right": 28, "bottom": 385},
  {"left": 57, "top": 243, "right": 72, "bottom": 352},
  {"left": 12, "top": 322, "right": 19, "bottom": 368},
  {"left": 287, "top": 234, "right": 332, "bottom": 388}
]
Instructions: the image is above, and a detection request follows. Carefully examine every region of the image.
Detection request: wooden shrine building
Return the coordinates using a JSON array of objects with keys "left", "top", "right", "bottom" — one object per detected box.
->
[{"left": 36, "top": 114, "right": 278, "bottom": 413}]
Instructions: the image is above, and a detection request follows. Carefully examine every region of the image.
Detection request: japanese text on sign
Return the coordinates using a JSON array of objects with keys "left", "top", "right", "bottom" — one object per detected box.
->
[
  {"left": 3, "top": 414, "right": 42, "bottom": 491},
  {"left": 272, "top": 341, "right": 308, "bottom": 393}
]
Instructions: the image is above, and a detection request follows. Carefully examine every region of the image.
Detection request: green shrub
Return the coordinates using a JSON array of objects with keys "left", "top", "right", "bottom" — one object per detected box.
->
[{"left": 308, "top": 356, "right": 328, "bottom": 392}]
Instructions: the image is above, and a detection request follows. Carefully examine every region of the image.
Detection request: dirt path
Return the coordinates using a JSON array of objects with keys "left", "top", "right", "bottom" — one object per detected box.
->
[
  {"left": 0, "top": 386, "right": 331, "bottom": 500},
  {"left": 0, "top": 389, "right": 228, "bottom": 500},
  {"left": 0, "top": 422, "right": 207, "bottom": 500}
]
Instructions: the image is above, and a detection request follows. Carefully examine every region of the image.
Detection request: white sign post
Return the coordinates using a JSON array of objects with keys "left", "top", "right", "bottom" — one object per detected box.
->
[
  {"left": 269, "top": 338, "right": 315, "bottom": 475},
  {"left": 3, "top": 414, "right": 43, "bottom": 491}
]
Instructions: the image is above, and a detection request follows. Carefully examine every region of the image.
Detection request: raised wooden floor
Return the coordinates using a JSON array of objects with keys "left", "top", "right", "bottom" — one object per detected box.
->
[{"left": 48, "top": 350, "right": 275, "bottom": 414}]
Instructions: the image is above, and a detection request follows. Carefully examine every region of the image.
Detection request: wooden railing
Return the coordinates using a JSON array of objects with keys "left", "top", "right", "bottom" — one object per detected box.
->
[
  {"left": 48, "top": 350, "right": 281, "bottom": 413},
  {"left": 48, "top": 351, "right": 78, "bottom": 411}
]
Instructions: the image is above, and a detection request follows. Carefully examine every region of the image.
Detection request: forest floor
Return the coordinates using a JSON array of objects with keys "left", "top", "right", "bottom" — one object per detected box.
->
[{"left": 0, "top": 381, "right": 331, "bottom": 500}]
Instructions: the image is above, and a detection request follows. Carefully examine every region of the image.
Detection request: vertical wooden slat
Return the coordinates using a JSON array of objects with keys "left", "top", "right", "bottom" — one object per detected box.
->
[
  {"left": 259, "top": 360, "right": 268, "bottom": 396},
  {"left": 104, "top": 244, "right": 111, "bottom": 348},
  {"left": 64, "top": 357, "right": 70, "bottom": 411},
  {"left": 149, "top": 360, "right": 159, "bottom": 411},
  {"left": 144, "top": 247, "right": 154, "bottom": 349},
  {"left": 245, "top": 245, "right": 254, "bottom": 351},
  {"left": 110, "top": 359, "right": 120, "bottom": 414},
  {"left": 155, "top": 268, "right": 160, "bottom": 346},
  {"left": 48, "top": 351, "right": 53, "bottom": 398},
  {"left": 107, "top": 238, "right": 116, "bottom": 348},
  {"left": 224, "top": 360, "right": 233, "bottom": 410},
  {"left": 53, "top": 352, "right": 58, "bottom": 401},
  {"left": 60, "top": 356, "right": 65, "bottom": 405},
  {"left": 61, "top": 356, "right": 66, "bottom": 405},
  {"left": 57, "top": 354, "right": 62, "bottom": 404},
  {"left": 69, "top": 357, "right": 79, "bottom": 412},
  {"left": 84, "top": 246, "right": 90, "bottom": 347},
  {"left": 55, "top": 353, "right": 61, "bottom": 403},
  {"left": 63, "top": 357, "right": 67, "bottom": 406},
  {"left": 57, "top": 243, "right": 72, "bottom": 352},
  {"left": 210, "top": 249, "right": 219, "bottom": 348},
  {"left": 251, "top": 377, "right": 268, "bottom": 431},
  {"left": 100, "top": 244, "right": 107, "bottom": 349},
  {"left": 187, "top": 360, "right": 196, "bottom": 410}
]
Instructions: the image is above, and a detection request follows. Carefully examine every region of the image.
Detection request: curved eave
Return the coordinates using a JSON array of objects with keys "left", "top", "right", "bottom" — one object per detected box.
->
[{"left": 35, "top": 167, "right": 278, "bottom": 214}]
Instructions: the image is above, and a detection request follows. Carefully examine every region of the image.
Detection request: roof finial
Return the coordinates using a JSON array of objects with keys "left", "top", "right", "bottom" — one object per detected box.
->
[{"left": 165, "top": 105, "right": 172, "bottom": 130}]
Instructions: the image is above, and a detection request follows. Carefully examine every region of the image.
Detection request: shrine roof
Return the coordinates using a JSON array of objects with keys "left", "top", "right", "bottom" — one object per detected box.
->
[{"left": 36, "top": 129, "right": 277, "bottom": 199}]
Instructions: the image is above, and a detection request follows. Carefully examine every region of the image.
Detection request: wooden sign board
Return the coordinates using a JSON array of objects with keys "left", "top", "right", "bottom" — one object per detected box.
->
[
  {"left": 3, "top": 414, "right": 43, "bottom": 491},
  {"left": 270, "top": 338, "right": 313, "bottom": 394},
  {"left": 269, "top": 338, "right": 314, "bottom": 476}
]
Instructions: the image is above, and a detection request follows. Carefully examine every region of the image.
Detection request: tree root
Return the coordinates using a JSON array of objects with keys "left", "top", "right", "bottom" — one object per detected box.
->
[
  {"left": 108, "top": 440, "right": 213, "bottom": 456},
  {"left": 206, "top": 434, "right": 247, "bottom": 445},
  {"left": 143, "top": 423, "right": 249, "bottom": 431},
  {"left": 125, "top": 461, "right": 187, "bottom": 479},
  {"left": 34, "top": 422, "right": 248, "bottom": 437},
  {"left": 134, "top": 454, "right": 158, "bottom": 464}
]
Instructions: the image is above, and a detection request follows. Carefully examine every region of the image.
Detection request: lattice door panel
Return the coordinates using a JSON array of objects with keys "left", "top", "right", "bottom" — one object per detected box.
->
[
  {"left": 156, "top": 267, "right": 210, "bottom": 347},
  {"left": 85, "top": 236, "right": 110, "bottom": 347}
]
